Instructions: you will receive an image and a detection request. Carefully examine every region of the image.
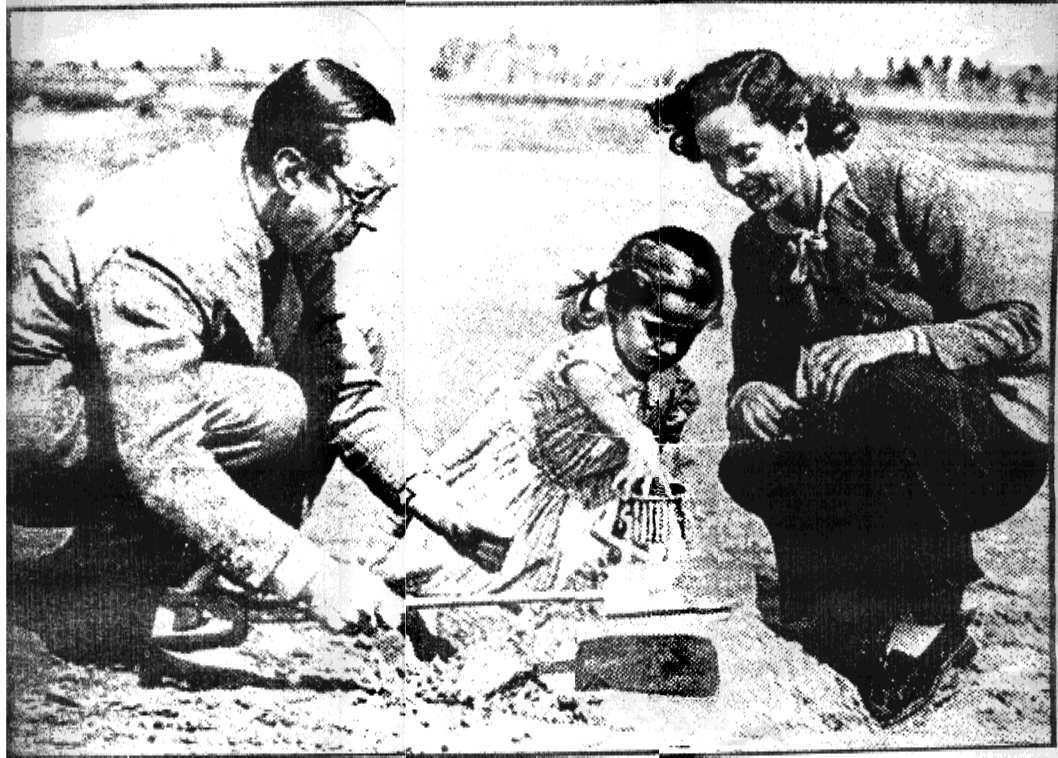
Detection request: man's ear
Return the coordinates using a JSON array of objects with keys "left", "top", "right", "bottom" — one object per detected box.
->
[
  {"left": 271, "top": 147, "right": 309, "bottom": 196},
  {"left": 787, "top": 115, "right": 808, "bottom": 151}
]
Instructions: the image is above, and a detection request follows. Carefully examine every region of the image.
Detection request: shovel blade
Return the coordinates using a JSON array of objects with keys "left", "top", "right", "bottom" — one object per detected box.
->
[{"left": 574, "top": 633, "right": 718, "bottom": 697}]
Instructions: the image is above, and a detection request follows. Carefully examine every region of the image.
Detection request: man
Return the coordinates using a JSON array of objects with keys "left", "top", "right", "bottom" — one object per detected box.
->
[{"left": 7, "top": 59, "right": 508, "bottom": 643}]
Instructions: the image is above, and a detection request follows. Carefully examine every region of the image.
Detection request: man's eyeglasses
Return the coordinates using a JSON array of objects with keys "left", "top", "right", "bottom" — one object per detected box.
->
[{"left": 329, "top": 170, "right": 396, "bottom": 222}]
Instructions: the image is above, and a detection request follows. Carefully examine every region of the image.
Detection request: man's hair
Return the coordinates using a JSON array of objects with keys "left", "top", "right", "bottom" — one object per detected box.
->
[
  {"left": 245, "top": 58, "right": 395, "bottom": 174},
  {"left": 646, "top": 49, "right": 859, "bottom": 162}
]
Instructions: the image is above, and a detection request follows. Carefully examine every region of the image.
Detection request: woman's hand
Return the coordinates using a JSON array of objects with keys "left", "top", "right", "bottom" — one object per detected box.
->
[
  {"left": 801, "top": 331, "right": 918, "bottom": 404},
  {"left": 613, "top": 429, "right": 669, "bottom": 497},
  {"left": 728, "top": 381, "right": 802, "bottom": 441}
]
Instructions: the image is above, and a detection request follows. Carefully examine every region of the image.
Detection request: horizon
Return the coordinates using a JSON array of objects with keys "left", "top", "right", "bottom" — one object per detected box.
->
[{"left": 8, "top": 4, "right": 1056, "bottom": 82}]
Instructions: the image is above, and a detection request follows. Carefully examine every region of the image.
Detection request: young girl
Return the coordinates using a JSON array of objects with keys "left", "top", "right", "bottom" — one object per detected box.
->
[{"left": 401, "top": 226, "right": 724, "bottom": 596}]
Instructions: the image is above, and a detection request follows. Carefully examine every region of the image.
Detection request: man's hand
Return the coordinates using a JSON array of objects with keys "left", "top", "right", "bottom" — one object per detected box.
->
[
  {"left": 437, "top": 514, "right": 512, "bottom": 574},
  {"left": 405, "top": 474, "right": 512, "bottom": 573},
  {"left": 303, "top": 557, "right": 404, "bottom": 635},
  {"left": 728, "top": 381, "right": 802, "bottom": 441},
  {"left": 800, "top": 331, "right": 916, "bottom": 405}
]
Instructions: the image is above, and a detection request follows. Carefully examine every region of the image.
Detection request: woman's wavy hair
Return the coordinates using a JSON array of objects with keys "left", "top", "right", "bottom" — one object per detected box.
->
[
  {"left": 558, "top": 226, "right": 724, "bottom": 333},
  {"left": 245, "top": 58, "right": 395, "bottom": 175},
  {"left": 646, "top": 49, "right": 859, "bottom": 162}
]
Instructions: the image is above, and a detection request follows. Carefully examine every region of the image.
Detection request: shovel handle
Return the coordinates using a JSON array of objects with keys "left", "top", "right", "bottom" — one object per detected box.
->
[
  {"left": 403, "top": 590, "right": 736, "bottom": 617},
  {"left": 404, "top": 589, "right": 605, "bottom": 611}
]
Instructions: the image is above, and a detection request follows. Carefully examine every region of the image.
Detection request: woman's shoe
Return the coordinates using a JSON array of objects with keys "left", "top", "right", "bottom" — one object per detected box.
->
[
  {"left": 148, "top": 588, "right": 249, "bottom": 652},
  {"left": 861, "top": 614, "right": 977, "bottom": 727}
]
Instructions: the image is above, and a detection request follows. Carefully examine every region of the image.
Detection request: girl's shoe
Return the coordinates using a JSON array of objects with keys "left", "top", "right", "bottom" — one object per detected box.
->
[{"left": 860, "top": 613, "right": 977, "bottom": 727}]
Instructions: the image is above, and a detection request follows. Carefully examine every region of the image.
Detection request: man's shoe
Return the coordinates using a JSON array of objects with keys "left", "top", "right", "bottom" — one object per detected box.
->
[
  {"left": 861, "top": 614, "right": 977, "bottom": 727},
  {"left": 149, "top": 589, "right": 249, "bottom": 653}
]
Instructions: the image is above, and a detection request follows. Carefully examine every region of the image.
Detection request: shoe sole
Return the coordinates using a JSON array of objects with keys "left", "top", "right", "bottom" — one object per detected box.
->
[
  {"left": 872, "top": 633, "right": 978, "bottom": 728},
  {"left": 149, "top": 595, "right": 250, "bottom": 652}
]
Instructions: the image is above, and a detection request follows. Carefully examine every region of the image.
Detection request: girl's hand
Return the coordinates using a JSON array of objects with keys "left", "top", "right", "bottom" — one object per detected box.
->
[
  {"left": 613, "top": 429, "right": 669, "bottom": 497},
  {"left": 727, "top": 381, "right": 802, "bottom": 441}
]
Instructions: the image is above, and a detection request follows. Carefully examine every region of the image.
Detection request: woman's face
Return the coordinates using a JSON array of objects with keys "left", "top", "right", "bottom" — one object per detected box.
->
[{"left": 693, "top": 101, "right": 806, "bottom": 214}]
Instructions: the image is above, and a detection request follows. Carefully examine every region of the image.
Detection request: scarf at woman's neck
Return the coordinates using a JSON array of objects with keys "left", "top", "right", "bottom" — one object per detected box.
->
[{"left": 765, "top": 153, "right": 850, "bottom": 329}]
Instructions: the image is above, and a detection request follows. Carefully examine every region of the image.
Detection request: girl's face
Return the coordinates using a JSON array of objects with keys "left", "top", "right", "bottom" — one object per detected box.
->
[
  {"left": 692, "top": 101, "right": 807, "bottom": 214},
  {"left": 612, "top": 290, "right": 707, "bottom": 379}
]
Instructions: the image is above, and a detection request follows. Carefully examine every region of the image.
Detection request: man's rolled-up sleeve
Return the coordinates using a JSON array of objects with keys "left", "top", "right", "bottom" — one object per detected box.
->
[{"left": 88, "top": 252, "right": 324, "bottom": 593}]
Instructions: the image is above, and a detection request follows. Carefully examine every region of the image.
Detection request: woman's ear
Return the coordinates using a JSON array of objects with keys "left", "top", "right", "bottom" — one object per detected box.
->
[
  {"left": 787, "top": 116, "right": 808, "bottom": 151},
  {"left": 271, "top": 147, "right": 309, "bottom": 196}
]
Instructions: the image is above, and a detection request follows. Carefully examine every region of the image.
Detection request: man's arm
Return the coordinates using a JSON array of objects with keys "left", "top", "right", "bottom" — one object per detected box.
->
[
  {"left": 88, "top": 251, "right": 327, "bottom": 598},
  {"left": 293, "top": 259, "right": 509, "bottom": 572}
]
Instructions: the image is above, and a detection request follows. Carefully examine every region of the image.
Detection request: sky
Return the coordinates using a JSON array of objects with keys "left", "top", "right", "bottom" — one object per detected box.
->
[{"left": 8, "top": 3, "right": 1057, "bottom": 80}]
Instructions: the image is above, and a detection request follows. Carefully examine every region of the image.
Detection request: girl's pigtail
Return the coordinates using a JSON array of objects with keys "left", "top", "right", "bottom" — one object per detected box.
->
[{"left": 557, "top": 269, "right": 608, "bottom": 334}]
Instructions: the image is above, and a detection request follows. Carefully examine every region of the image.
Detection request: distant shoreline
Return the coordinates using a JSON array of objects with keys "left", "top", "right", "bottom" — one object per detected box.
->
[{"left": 432, "top": 87, "right": 1055, "bottom": 125}]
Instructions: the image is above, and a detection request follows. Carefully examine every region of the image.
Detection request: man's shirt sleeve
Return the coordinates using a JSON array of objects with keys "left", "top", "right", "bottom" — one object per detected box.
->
[
  {"left": 322, "top": 308, "right": 431, "bottom": 512},
  {"left": 289, "top": 247, "right": 431, "bottom": 514}
]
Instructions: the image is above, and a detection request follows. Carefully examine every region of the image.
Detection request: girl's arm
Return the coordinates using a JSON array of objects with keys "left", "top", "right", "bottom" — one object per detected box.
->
[
  {"left": 563, "top": 361, "right": 669, "bottom": 495},
  {"left": 661, "top": 367, "right": 702, "bottom": 443}
]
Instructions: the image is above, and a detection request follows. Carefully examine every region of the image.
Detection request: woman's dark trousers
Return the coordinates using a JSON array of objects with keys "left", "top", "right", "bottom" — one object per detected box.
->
[{"left": 719, "top": 354, "right": 1049, "bottom": 634}]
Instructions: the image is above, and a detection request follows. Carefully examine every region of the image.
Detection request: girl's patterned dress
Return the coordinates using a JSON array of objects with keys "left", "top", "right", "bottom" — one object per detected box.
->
[{"left": 409, "top": 326, "right": 699, "bottom": 595}]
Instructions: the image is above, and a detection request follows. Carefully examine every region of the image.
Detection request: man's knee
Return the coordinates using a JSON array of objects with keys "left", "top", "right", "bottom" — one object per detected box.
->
[
  {"left": 7, "top": 363, "right": 102, "bottom": 526},
  {"left": 200, "top": 364, "right": 307, "bottom": 466},
  {"left": 7, "top": 363, "right": 89, "bottom": 472},
  {"left": 254, "top": 370, "right": 308, "bottom": 454}
]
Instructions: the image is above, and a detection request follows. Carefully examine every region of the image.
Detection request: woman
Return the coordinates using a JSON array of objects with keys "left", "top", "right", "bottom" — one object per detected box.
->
[{"left": 648, "top": 50, "right": 1049, "bottom": 725}]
